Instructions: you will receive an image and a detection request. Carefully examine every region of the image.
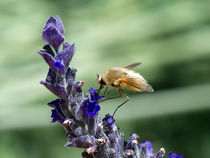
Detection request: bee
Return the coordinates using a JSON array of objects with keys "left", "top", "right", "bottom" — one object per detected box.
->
[{"left": 97, "top": 62, "right": 154, "bottom": 117}]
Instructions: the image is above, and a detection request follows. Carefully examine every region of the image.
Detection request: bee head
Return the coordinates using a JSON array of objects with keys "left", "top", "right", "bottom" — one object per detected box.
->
[{"left": 97, "top": 74, "right": 106, "bottom": 85}]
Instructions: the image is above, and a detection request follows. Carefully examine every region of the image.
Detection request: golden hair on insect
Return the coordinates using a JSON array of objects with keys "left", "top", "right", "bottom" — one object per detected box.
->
[{"left": 97, "top": 62, "right": 154, "bottom": 117}]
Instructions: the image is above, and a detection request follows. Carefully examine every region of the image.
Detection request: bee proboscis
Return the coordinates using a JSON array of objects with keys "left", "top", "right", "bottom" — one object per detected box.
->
[{"left": 97, "top": 62, "right": 154, "bottom": 117}]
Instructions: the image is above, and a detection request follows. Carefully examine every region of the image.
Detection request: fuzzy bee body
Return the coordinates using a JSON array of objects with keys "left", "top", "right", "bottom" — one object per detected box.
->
[
  {"left": 98, "top": 63, "right": 154, "bottom": 92},
  {"left": 97, "top": 62, "right": 153, "bottom": 117}
]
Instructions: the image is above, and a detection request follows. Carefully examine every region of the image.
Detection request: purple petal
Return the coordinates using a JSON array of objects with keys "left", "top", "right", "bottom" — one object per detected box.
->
[
  {"left": 129, "top": 134, "right": 139, "bottom": 141},
  {"left": 40, "top": 81, "right": 67, "bottom": 99},
  {"left": 87, "top": 101, "right": 97, "bottom": 112},
  {"left": 126, "top": 134, "right": 139, "bottom": 150},
  {"left": 37, "top": 50, "right": 56, "bottom": 71},
  {"left": 46, "top": 68, "right": 56, "bottom": 84},
  {"left": 85, "top": 109, "right": 97, "bottom": 116},
  {"left": 48, "top": 99, "right": 60, "bottom": 108},
  {"left": 38, "top": 50, "right": 65, "bottom": 75},
  {"left": 43, "top": 16, "right": 64, "bottom": 34},
  {"left": 95, "top": 105, "right": 100, "bottom": 112},
  {"left": 55, "top": 16, "right": 65, "bottom": 34},
  {"left": 139, "top": 140, "right": 153, "bottom": 155},
  {"left": 89, "top": 88, "right": 104, "bottom": 101},
  {"left": 55, "top": 43, "right": 75, "bottom": 68},
  {"left": 63, "top": 42, "right": 71, "bottom": 49},
  {"left": 48, "top": 99, "right": 66, "bottom": 118},
  {"left": 89, "top": 88, "right": 96, "bottom": 93},
  {"left": 51, "top": 109, "right": 64, "bottom": 123},
  {"left": 168, "top": 152, "right": 183, "bottom": 158},
  {"left": 42, "top": 25, "right": 64, "bottom": 52},
  {"left": 106, "top": 114, "right": 115, "bottom": 124},
  {"left": 103, "top": 114, "right": 118, "bottom": 132},
  {"left": 43, "top": 44, "right": 55, "bottom": 57},
  {"left": 54, "top": 59, "right": 64, "bottom": 69},
  {"left": 64, "top": 135, "right": 95, "bottom": 148},
  {"left": 85, "top": 100, "right": 100, "bottom": 116},
  {"left": 145, "top": 141, "right": 152, "bottom": 154},
  {"left": 54, "top": 59, "right": 65, "bottom": 74}
]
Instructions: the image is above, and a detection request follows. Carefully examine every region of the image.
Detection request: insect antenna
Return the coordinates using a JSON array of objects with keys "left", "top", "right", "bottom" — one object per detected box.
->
[{"left": 112, "top": 89, "right": 130, "bottom": 117}]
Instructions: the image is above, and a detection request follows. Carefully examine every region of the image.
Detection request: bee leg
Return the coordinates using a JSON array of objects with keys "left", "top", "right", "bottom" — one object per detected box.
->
[
  {"left": 104, "top": 87, "right": 109, "bottom": 96},
  {"left": 99, "top": 89, "right": 122, "bottom": 103},
  {"left": 112, "top": 89, "right": 130, "bottom": 117},
  {"left": 97, "top": 84, "right": 104, "bottom": 94}
]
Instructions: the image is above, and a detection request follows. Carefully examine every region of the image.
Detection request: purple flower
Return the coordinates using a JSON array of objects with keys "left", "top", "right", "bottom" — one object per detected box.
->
[
  {"left": 168, "top": 152, "right": 183, "bottom": 158},
  {"left": 54, "top": 59, "right": 64, "bottom": 70},
  {"left": 85, "top": 88, "right": 103, "bottom": 116},
  {"left": 139, "top": 140, "right": 153, "bottom": 155},
  {"left": 104, "top": 114, "right": 115, "bottom": 124},
  {"left": 103, "top": 114, "right": 117, "bottom": 132},
  {"left": 85, "top": 100, "right": 100, "bottom": 116},
  {"left": 89, "top": 88, "right": 104, "bottom": 101},
  {"left": 48, "top": 99, "right": 65, "bottom": 123},
  {"left": 42, "top": 16, "right": 64, "bottom": 52}
]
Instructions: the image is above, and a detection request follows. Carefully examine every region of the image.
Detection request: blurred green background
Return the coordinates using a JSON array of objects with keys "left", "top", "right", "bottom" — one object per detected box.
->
[{"left": 0, "top": 0, "right": 210, "bottom": 157}]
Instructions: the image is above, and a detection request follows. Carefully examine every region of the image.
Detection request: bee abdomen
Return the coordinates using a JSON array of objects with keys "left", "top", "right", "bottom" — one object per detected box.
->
[{"left": 122, "top": 77, "right": 154, "bottom": 92}]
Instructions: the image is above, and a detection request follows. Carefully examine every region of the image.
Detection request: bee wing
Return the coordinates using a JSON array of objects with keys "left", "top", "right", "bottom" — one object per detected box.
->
[
  {"left": 122, "top": 76, "right": 154, "bottom": 92},
  {"left": 124, "top": 62, "right": 142, "bottom": 69}
]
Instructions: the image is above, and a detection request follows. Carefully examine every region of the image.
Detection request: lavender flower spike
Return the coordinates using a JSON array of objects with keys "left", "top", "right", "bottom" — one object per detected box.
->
[{"left": 38, "top": 16, "right": 183, "bottom": 158}]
